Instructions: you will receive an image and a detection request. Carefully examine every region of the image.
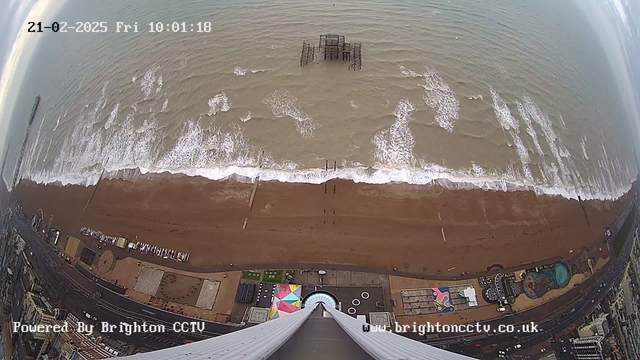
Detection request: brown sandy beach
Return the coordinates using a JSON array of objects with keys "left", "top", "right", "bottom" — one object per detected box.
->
[{"left": 15, "top": 174, "right": 634, "bottom": 276}]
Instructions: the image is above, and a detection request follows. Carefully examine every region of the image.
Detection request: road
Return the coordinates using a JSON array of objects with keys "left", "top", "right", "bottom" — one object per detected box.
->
[{"left": 13, "top": 215, "right": 239, "bottom": 353}]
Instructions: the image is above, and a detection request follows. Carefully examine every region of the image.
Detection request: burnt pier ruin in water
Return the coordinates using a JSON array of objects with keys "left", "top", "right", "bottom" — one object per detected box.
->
[{"left": 300, "top": 34, "right": 362, "bottom": 70}]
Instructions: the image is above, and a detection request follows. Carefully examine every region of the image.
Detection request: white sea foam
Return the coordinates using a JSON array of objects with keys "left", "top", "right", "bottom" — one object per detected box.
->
[
  {"left": 522, "top": 95, "right": 569, "bottom": 180},
  {"left": 350, "top": 101, "right": 358, "bottom": 109},
  {"left": 42, "top": 140, "right": 52, "bottom": 163},
  {"left": 132, "top": 76, "right": 137, "bottom": 83},
  {"left": 234, "top": 67, "right": 247, "bottom": 76},
  {"left": 104, "top": 103, "right": 119, "bottom": 129},
  {"left": 490, "top": 88, "right": 532, "bottom": 181},
  {"left": 208, "top": 93, "right": 230, "bottom": 115},
  {"left": 24, "top": 156, "right": 633, "bottom": 202},
  {"left": 516, "top": 101, "right": 544, "bottom": 155},
  {"left": 373, "top": 100, "right": 416, "bottom": 166},
  {"left": 399, "top": 65, "right": 421, "bottom": 78},
  {"left": 422, "top": 68, "right": 459, "bottom": 132},
  {"left": 400, "top": 66, "right": 459, "bottom": 132},
  {"left": 558, "top": 113, "right": 567, "bottom": 129},
  {"left": 140, "top": 64, "right": 160, "bottom": 99},
  {"left": 240, "top": 112, "right": 252, "bottom": 122},
  {"left": 155, "top": 76, "right": 163, "bottom": 93},
  {"left": 161, "top": 98, "right": 168, "bottom": 112},
  {"left": 87, "top": 82, "right": 109, "bottom": 127},
  {"left": 157, "top": 119, "right": 256, "bottom": 170},
  {"left": 20, "top": 79, "right": 636, "bottom": 203},
  {"left": 251, "top": 69, "right": 267, "bottom": 73},
  {"left": 558, "top": 144, "right": 571, "bottom": 158},
  {"left": 52, "top": 116, "right": 60, "bottom": 132},
  {"left": 263, "top": 90, "right": 316, "bottom": 138}
]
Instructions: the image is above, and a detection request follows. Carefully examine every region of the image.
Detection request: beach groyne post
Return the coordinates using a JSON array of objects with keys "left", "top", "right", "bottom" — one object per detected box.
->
[
  {"left": 245, "top": 151, "right": 264, "bottom": 229},
  {"left": 83, "top": 170, "right": 105, "bottom": 213}
]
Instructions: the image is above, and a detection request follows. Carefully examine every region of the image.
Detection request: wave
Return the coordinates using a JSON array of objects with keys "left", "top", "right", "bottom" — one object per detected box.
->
[
  {"left": 373, "top": 100, "right": 416, "bottom": 166},
  {"left": 140, "top": 64, "right": 160, "bottom": 99},
  {"left": 581, "top": 136, "right": 589, "bottom": 160},
  {"left": 104, "top": 103, "right": 120, "bottom": 129},
  {"left": 208, "top": 93, "right": 230, "bottom": 115},
  {"left": 490, "top": 89, "right": 532, "bottom": 182},
  {"left": 160, "top": 98, "right": 168, "bottom": 112},
  {"left": 235, "top": 67, "right": 267, "bottom": 76},
  {"left": 400, "top": 66, "right": 459, "bottom": 132},
  {"left": 263, "top": 90, "right": 316, "bottom": 138},
  {"left": 20, "top": 71, "right": 636, "bottom": 203},
  {"left": 240, "top": 112, "right": 252, "bottom": 122},
  {"left": 517, "top": 100, "right": 544, "bottom": 155},
  {"left": 23, "top": 160, "right": 634, "bottom": 202}
]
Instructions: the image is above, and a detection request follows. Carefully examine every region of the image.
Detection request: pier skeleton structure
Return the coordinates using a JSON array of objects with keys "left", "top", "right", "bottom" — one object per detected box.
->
[{"left": 300, "top": 34, "right": 362, "bottom": 70}]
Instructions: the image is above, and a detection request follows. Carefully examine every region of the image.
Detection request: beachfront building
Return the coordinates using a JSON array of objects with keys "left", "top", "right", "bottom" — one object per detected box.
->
[
  {"left": 117, "top": 303, "right": 473, "bottom": 359},
  {"left": 570, "top": 336, "right": 605, "bottom": 360},
  {"left": 577, "top": 314, "right": 610, "bottom": 338},
  {"left": 20, "top": 292, "right": 57, "bottom": 359},
  {"left": 49, "top": 327, "right": 114, "bottom": 359}
]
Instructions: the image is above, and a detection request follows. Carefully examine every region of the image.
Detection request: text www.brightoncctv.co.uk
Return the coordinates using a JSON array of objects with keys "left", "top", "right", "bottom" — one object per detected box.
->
[{"left": 362, "top": 321, "right": 540, "bottom": 336}]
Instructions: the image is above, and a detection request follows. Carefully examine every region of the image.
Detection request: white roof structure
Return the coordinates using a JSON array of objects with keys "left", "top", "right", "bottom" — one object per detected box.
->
[
  {"left": 462, "top": 287, "right": 478, "bottom": 307},
  {"left": 113, "top": 303, "right": 474, "bottom": 360}
]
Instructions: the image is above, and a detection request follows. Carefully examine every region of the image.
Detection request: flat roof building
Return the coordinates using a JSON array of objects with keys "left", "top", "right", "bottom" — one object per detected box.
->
[{"left": 570, "top": 336, "right": 605, "bottom": 360}]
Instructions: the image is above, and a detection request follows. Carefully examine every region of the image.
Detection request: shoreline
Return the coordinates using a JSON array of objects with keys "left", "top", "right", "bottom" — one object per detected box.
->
[
  {"left": 23, "top": 162, "right": 636, "bottom": 202},
  {"left": 15, "top": 173, "right": 635, "bottom": 276}
]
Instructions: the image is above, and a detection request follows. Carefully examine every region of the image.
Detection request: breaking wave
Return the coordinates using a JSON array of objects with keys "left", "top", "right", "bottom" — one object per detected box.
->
[
  {"left": 373, "top": 100, "right": 417, "bottom": 166},
  {"left": 581, "top": 136, "right": 589, "bottom": 160},
  {"left": 140, "top": 64, "right": 160, "bottom": 99},
  {"left": 104, "top": 103, "right": 119, "bottom": 129},
  {"left": 263, "top": 90, "right": 316, "bottom": 138},
  {"left": 490, "top": 89, "right": 532, "bottom": 182},
  {"left": 240, "top": 112, "right": 252, "bottom": 122},
  {"left": 208, "top": 93, "right": 230, "bottom": 115},
  {"left": 19, "top": 73, "right": 635, "bottom": 202},
  {"left": 400, "top": 66, "right": 459, "bottom": 132}
]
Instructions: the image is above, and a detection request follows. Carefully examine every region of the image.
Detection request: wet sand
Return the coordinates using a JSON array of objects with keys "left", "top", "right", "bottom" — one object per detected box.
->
[{"left": 15, "top": 174, "right": 635, "bottom": 276}]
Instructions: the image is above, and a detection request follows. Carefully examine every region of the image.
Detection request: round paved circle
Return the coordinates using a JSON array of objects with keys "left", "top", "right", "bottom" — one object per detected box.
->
[
  {"left": 97, "top": 250, "right": 115, "bottom": 274},
  {"left": 347, "top": 307, "right": 357, "bottom": 315},
  {"left": 352, "top": 298, "right": 361, "bottom": 306},
  {"left": 361, "top": 291, "right": 370, "bottom": 299}
]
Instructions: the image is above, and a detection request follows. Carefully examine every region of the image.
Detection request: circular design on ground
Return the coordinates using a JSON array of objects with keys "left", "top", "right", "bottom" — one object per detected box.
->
[
  {"left": 352, "top": 298, "right": 360, "bottom": 306},
  {"left": 347, "top": 307, "right": 356, "bottom": 315},
  {"left": 302, "top": 291, "right": 339, "bottom": 309},
  {"left": 554, "top": 263, "right": 570, "bottom": 288},
  {"left": 361, "top": 291, "right": 370, "bottom": 299},
  {"left": 97, "top": 250, "right": 115, "bottom": 274}
]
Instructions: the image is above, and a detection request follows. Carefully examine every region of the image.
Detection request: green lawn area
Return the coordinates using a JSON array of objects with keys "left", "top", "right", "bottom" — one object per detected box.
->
[
  {"left": 613, "top": 206, "right": 636, "bottom": 256},
  {"left": 241, "top": 271, "right": 262, "bottom": 281},
  {"left": 261, "top": 270, "right": 284, "bottom": 283}
]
